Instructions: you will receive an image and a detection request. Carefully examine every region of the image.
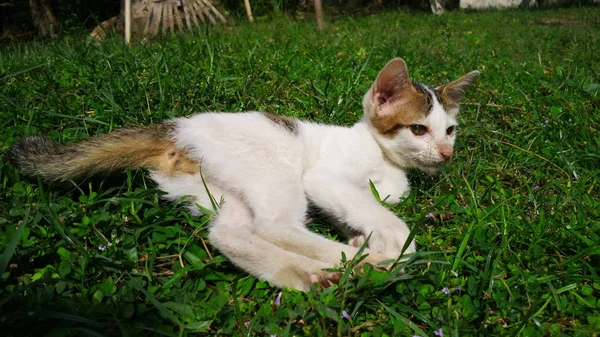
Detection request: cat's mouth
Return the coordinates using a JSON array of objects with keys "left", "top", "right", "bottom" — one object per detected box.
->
[{"left": 413, "top": 159, "right": 447, "bottom": 173}]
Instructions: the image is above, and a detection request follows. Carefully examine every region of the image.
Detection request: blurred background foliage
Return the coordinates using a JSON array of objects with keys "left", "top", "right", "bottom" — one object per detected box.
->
[{"left": 2, "top": 0, "right": 596, "bottom": 42}]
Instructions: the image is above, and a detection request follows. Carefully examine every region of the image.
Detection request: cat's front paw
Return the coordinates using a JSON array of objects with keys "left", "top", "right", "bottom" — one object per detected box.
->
[
  {"left": 349, "top": 228, "right": 416, "bottom": 259},
  {"left": 348, "top": 235, "right": 367, "bottom": 249},
  {"left": 309, "top": 271, "right": 342, "bottom": 289},
  {"left": 276, "top": 261, "right": 342, "bottom": 292}
]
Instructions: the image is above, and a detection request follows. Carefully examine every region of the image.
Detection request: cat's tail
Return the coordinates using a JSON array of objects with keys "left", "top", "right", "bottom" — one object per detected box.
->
[{"left": 7, "top": 122, "right": 181, "bottom": 181}]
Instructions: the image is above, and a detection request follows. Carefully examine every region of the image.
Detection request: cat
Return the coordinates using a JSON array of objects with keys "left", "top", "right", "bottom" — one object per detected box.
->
[{"left": 7, "top": 58, "right": 479, "bottom": 291}]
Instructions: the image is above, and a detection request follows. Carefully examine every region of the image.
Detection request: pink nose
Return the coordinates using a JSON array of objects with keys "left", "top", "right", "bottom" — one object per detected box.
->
[{"left": 439, "top": 145, "right": 454, "bottom": 160}]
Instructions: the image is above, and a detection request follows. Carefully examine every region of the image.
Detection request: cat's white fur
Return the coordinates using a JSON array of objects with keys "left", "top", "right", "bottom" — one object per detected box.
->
[{"left": 151, "top": 58, "right": 478, "bottom": 291}]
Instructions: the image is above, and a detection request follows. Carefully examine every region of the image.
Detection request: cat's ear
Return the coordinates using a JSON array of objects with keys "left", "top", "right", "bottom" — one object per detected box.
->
[
  {"left": 436, "top": 70, "right": 480, "bottom": 116},
  {"left": 371, "top": 58, "right": 414, "bottom": 109}
]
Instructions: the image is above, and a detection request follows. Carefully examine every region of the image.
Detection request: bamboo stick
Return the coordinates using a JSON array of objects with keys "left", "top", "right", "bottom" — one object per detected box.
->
[
  {"left": 244, "top": 0, "right": 254, "bottom": 23},
  {"left": 124, "top": 0, "right": 131, "bottom": 43}
]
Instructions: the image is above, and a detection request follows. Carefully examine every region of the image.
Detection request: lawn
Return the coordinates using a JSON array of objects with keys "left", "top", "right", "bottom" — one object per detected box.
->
[{"left": 1, "top": 6, "right": 599, "bottom": 337}]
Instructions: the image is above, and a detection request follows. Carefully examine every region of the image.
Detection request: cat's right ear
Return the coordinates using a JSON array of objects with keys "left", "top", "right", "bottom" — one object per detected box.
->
[
  {"left": 436, "top": 70, "right": 480, "bottom": 116},
  {"left": 370, "top": 58, "right": 414, "bottom": 110}
]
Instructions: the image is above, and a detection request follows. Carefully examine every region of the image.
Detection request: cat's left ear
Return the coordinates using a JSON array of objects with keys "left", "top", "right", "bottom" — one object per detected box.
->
[
  {"left": 436, "top": 70, "right": 480, "bottom": 116},
  {"left": 371, "top": 58, "right": 414, "bottom": 108}
]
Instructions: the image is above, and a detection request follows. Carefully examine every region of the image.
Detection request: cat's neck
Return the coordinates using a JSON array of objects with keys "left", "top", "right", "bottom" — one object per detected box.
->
[{"left": 353, "top": 121, "right": 414, "bottom": 170}]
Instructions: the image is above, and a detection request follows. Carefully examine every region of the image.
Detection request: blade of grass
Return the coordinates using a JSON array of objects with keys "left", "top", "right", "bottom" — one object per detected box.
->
[
  {"left": 134, "top": 283, "right": 182, "bottom": 326},
  {"left": 0, "top": 208, "right": 29, "bottom": 275}
]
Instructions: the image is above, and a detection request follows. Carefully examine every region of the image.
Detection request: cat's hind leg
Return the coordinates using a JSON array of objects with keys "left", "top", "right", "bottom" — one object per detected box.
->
[
  {"left": 208, "top": 192, "right": 341, "bottom": 291},
  {"left": 151, "top": 172, "right": 339, "bottom": 290},
  {"left": 147, "top": 153, "right": 342, "bottom": 290}
]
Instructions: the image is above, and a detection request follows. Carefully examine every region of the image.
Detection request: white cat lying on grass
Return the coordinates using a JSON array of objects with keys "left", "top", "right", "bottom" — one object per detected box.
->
[{"left": 8, "top": 58, "right": 479, "bottom": 291}]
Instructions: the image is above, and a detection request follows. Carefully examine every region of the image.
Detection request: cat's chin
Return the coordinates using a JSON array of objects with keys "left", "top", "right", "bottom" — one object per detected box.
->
[{"left": 413, "top": 161, "right": 446, "bottom": 174}]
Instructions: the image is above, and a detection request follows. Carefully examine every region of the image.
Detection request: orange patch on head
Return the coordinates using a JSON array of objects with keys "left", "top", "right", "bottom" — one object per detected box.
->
[
  {"left": 365, "top": 59, "right": 479, "bottom": 138},
  {"left": 366, "top": 58, "right": 433, "bottom": 138},
  {"left": 369, "top": 86, "right": 432, "bottom": 138}
]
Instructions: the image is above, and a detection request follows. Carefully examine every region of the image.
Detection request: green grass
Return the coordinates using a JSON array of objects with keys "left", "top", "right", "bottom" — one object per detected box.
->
[{"left": 1, "top": 7, "right": 600, "bottom": 336}]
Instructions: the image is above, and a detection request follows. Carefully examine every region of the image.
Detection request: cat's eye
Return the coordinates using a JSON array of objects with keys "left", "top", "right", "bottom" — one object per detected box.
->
[
  {"left": 409, "top": 124, "right": 428, "bottom": 136},
  {"left": 446, "top": 126, "right": 455, "bottom": 135}
]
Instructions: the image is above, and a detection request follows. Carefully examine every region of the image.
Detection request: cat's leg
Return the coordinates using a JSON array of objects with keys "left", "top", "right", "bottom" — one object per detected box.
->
[
  {"left": 243, "top": 180, "right": 391, "bottom": 267},
  {"left": 151, "top": 172, "right": 340, "bottom": 290},
  {"left": 303, "top": 171, "right": 416, "bottom": 259},
  {"left": 149, "top": 171, "right": 219, "bottom": 216},
  {"left": 208, "top": 192, "right": 342, "bottom": 291}
]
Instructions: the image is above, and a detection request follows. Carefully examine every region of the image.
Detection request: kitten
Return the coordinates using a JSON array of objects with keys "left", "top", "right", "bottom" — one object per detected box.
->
[{"left": 8, "top": 58, "right": 479, "bottom": 291}]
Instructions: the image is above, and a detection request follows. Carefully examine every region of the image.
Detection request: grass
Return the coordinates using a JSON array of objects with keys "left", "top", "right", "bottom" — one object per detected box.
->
[{"left": 1, "top": 6, "right": 599, "bottom": 337}]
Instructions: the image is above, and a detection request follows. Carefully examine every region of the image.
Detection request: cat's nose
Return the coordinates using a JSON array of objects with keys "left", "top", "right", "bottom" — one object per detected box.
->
[{"left": 438, "top": 145, "right": 454, "bottom": 160}]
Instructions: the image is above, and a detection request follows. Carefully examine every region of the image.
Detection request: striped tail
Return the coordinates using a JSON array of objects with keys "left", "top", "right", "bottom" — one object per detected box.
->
[{"left": 6, "top": 122, "right": 196, "bottom": 181}]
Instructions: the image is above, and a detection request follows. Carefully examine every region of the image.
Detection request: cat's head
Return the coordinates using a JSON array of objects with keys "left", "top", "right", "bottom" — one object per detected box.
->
[{"left": 362, "top": 58, "right": 479, "bottom": 174}]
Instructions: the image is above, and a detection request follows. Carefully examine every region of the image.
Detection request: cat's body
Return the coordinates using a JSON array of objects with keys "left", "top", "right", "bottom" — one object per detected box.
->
[{"left": 8, "top": 59, "right": 478, "bottom": 291}]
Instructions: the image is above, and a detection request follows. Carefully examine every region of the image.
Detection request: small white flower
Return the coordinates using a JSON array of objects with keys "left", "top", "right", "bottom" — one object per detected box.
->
[{"left": 274, "top": 292, "right": 282, "bottom": 306}]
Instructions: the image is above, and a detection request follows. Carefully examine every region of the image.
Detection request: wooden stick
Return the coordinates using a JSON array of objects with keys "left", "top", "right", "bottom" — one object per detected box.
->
[
  {"left": 244, "top": 0, "right": 254, "bottom": 23},
  {"left": 124, "top": 0, "right": 131, "bottom": 43},
  {"left": 205, "top": 0, "right": 227, "bottom": 24},
  {"left": 174, "top": 0, "right": 184, "bottom": 30},
  {"left": 151, "top": 3, "right": 164, "bottom": 35},
  {"left": 185, "top": 0, "right": 199, "bottom": 30},
  {"left": 199, "top": 0, "right": 218, "bottom": 25},
  {"left": 182, "top": 0, "right": 193, "bottom": 31},
  {"left": 314, "top": 0, "right": 323, "bottom": 30},
  {"left": 192, "top": 0, "right": 207, "bottom": 24}
]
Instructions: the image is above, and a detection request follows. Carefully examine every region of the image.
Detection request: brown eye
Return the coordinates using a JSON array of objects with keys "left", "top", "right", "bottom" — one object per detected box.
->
[
  {"left": 446, "top": 126, "right": 455, "bottom": 135},
  {"left": 409, "top": 124, "right": 428, "bottom": 136}
]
